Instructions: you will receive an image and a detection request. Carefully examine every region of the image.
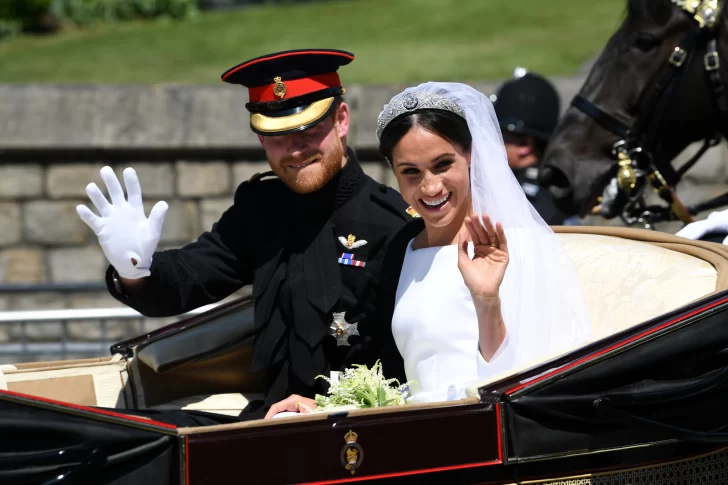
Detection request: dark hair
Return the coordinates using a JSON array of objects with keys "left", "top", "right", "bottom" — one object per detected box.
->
[{"left": 379, "top": 110, "right": 472, "bottom": 164}]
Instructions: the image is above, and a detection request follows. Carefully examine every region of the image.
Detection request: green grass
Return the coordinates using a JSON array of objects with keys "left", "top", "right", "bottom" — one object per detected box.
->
[{"left": 0, "top": 0, "right": 627, "bottom": 85}]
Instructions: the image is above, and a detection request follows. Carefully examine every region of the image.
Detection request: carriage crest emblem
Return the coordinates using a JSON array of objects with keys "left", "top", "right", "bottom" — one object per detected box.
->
[{"left": 340, "top": 429, "right": 364, "bottom": 475}]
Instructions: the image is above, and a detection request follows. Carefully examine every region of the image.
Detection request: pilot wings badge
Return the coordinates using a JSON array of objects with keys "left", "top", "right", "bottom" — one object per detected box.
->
[
  {"left": 330, "top": 312, "right": 359, "bottom": 346},
  {"left": 338, "top": 234, "right": 367, "bottom": 249}
]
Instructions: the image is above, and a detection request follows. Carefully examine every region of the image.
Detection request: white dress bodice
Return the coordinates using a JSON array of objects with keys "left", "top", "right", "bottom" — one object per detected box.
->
[{"left": 392, "top": 239, "right": 510, "bottom": 403}]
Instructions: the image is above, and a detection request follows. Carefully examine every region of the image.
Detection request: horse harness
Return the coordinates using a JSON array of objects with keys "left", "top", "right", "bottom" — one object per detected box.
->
[{"left": 571, "top": 0, "right": 728, "bottom": 228}]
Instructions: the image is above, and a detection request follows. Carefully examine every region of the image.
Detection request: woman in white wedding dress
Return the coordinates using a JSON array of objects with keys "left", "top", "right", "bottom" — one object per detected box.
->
[{"left": 266, "top": 82, "right": 593, "bottom": 416}]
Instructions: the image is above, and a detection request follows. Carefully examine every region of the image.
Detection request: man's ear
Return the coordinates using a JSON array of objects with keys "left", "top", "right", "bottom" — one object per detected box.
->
[
  {"left": 257, "top": 134, "right": 265, "bottom": 146},
  {"left": 334, "top": 101, "right": 350, "bottom": 138}
]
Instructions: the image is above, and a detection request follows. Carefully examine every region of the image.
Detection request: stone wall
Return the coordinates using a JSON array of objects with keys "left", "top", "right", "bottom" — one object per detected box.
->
[{"left": 0, "top": 159, "right": 390, "bottom": 288}]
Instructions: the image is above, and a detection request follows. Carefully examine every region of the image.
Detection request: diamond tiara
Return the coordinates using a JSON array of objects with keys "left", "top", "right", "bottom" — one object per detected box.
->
[{"left": 376, "top": 91, "right": 466, "bottom": 141}]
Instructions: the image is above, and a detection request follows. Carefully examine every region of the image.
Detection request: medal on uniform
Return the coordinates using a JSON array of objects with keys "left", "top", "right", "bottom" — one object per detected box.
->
[
  {"left": 338, "top": 234, "right": 367, "bottom": 249},
  {"left": 337, "top": 234, "right": 367, "bottom": 268},
  {"left": 330, "top": 312, "right": 359, "bottom": 346},
  {"left": 338, "top": 253, "right": 366, "bottom": 267}
]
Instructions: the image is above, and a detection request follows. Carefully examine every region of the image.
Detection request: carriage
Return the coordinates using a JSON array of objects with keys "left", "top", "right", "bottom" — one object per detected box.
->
[{"left": 3, "top": 226, "right": 728, "bottom": 485}]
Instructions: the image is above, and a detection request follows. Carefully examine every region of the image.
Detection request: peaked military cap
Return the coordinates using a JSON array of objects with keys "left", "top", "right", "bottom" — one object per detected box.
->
[
  {"left": 222, "top": 49, "right": 354, "bottom": 136},
  {"left": 492, "top": 71, "right": 561, "bottom": 142}
]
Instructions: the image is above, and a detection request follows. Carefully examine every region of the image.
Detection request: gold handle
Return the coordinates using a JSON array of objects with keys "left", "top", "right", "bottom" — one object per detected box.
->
[{"left": 616, "top": 153, "right": 637, "bottom": 192}]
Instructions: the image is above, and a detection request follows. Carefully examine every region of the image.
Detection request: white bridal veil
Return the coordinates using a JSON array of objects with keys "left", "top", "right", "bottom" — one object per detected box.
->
[{"left": 380, "top": 82, "right": 593, "bottom": 375}]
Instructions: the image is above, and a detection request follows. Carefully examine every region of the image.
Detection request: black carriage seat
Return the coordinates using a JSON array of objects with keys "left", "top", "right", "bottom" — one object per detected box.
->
[
  {"left": 124, "top": 295, "right": 265, "bottom": 413},
  {"left": 0, "top": 294, "right": 264, "bottom": 416}
]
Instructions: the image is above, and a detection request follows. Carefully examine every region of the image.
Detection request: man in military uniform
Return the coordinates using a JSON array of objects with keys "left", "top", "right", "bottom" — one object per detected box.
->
[
  {"left": 76, "top": 49, "right": 412, "bottom": 419},
  {"left": 493, "top": 70, "right": 577, "bottom": 225}
]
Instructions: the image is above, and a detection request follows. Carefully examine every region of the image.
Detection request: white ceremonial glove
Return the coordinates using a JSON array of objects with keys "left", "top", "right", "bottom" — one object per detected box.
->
[
  {"left": 76, "top": 166, "right": 168, "bottom": 279},
  {"left": 675, "top": 208, "right": 728, "bottom": 245}
]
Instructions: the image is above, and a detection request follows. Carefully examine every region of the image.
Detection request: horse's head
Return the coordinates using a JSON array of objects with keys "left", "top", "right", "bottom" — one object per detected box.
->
[{"left": 541, "top": 0, "right": 728, "bottom": 217}]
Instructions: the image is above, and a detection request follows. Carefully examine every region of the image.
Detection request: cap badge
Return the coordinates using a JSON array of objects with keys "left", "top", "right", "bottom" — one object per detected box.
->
[{"left": 273, "top": 76, "right": 287, "bottom": 99}]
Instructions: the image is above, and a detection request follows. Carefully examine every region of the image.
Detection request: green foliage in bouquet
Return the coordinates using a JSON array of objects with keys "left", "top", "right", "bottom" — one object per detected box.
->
[{"left": 314, "top": 361, "right": 414, "bottom": 410}]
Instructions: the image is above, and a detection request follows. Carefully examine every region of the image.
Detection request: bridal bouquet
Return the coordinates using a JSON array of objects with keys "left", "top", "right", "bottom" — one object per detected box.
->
[{"left": 314, "top": 360, "right": 414, "bottom": 411}]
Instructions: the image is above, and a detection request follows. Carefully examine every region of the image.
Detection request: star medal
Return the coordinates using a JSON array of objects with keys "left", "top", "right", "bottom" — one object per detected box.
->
[{"left": 330, "top": 312, "right": 359, "bottom": 346}]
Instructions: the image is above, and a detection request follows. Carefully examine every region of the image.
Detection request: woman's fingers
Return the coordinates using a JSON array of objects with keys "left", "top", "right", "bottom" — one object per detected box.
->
[
  {"left": 496, "top": 222, "right": 508, "bottom": 254},
  {"left": 471, "top": 214, "right": 493, "bottom": 246},
  {"left": 481, "top": 214, "right": 499, "bottom": 246},
  {"left": 466, "top": 216, "right": 490, "bottom": 246},
  {"left": 457, "top": 225, "right": 471, "bottom": 264}
]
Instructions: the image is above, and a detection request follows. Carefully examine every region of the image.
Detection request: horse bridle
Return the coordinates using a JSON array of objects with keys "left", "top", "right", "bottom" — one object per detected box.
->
[{"left": 570, "top": 0, "right": 728, "bottom": 228}]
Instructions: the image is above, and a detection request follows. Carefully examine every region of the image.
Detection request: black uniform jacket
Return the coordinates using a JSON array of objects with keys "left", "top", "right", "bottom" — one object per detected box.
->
[{"left": 106, "top": 149, "right": 412, "bottom": 411}]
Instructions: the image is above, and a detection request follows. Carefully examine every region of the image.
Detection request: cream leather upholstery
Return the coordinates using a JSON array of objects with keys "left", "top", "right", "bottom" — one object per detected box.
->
[
  {"left": 1, "top": 356, "right": 130, "bottom": 408},
  {"left": 465, "top": 230, "right": 724, "bottom": 397},
  {"left": 558, "top": 233, "right": 717, "bottom": 339}
]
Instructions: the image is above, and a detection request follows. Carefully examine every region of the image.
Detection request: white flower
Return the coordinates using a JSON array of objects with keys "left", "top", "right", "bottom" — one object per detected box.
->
[{"left": 314, "top": 360, "right": 414, "bottom": 410}]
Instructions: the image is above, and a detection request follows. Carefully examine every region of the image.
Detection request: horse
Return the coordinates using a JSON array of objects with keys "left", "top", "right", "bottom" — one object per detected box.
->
[{"left": 540, "top": 0, "right": 728, "bottom": 231}]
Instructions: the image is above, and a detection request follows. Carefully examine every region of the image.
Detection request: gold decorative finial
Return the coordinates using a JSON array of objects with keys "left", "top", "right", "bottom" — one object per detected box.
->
[{"left": 616, "top": 152, "right": 637, "bottom": 192}]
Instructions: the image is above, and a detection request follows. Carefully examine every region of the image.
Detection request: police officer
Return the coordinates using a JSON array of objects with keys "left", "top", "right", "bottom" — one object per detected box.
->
[
  {"left": 493, "top": 69, "right": 576, "bottom": 225},
  {"left": 76, "top": 49, "right": 414, "bottom": 420}
]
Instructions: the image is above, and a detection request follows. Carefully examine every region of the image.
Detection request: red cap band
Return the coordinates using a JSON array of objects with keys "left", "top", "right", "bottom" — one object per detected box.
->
[{"left": 248, "top": 73, "right": 342, "bottom": 103}]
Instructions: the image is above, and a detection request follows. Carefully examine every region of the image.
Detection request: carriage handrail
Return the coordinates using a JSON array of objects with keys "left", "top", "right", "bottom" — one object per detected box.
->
[
  {"left": 0, "top": 303, "right": 226, "bottom": 361},
  {"left": 0, "top": 303, "right": 222, "bottom": 323}
]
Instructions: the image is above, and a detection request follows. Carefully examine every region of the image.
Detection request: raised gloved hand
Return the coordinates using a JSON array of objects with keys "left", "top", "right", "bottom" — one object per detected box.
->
[
  {"left": 76, "top": 166, "right": 168, "bottom": 279},
  {"left": 675, "top": 208, "right": 728, "bottom": 245}
]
